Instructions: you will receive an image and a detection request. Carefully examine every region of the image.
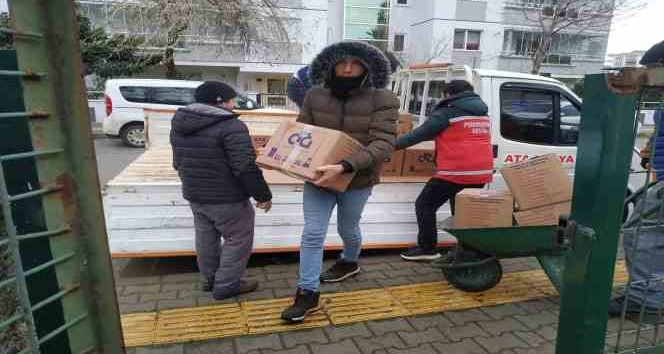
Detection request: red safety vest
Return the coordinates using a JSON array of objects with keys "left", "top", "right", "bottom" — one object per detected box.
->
[{"left": 434, "top": 115, "right": 493, "bottom": 184}]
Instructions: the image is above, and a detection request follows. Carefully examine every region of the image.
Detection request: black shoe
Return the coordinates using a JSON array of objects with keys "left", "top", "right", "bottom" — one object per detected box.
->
[
  {"left": 281, "top": 288, "right": 321, "bottom": 323},
  {"left": 608, "top": 295, "right": 660, "bottom": 316},
  {"left": 200, "top": 276, "right": 215, "bottom": 292},
  {"left": 213, "top": 280, "right": 258, "bottom": 300},
  {"left": 320, "top": 259, "right": 360, "bottom": 282},
  {"left": 401, "top": 246, "right": 441, "bottom": 261}
]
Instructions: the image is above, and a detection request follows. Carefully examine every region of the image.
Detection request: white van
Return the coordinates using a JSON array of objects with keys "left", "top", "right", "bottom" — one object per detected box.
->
[{"left": 102, "top": 79, "right": 266, "bottom": 147}]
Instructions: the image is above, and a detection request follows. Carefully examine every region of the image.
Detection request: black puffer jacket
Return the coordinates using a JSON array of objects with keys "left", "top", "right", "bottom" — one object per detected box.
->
[{"left": 170, "top": 103, "right": 272, "bottom": 204}]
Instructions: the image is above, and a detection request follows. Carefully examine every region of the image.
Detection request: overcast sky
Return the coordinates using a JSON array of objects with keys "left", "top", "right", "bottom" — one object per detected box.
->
[{"left": 0, "top": 0, "right": 660, "bottom": 55}]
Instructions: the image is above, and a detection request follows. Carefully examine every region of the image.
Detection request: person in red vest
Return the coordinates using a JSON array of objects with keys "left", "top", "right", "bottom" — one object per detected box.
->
[{"left": 396, "top": 80, "right": 493, "bottom": 261}]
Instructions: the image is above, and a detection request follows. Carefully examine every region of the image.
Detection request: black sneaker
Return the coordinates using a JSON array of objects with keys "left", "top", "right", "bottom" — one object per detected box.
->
[
  {"left": 320, "top": 259, "right": 360, "bottom": 282},
  {"left": 400, "top": 246, "right": 441, "bottom": 261},
  {"left": 200, "top": 276, "right": 215, "bottom": 292},
  {"left": 213, "top": 280, "right": 258, "bottom": 300},
  {"left": 608, "top": 295, "right": 660, "bottom": 316},
  {"left": 281, "top": 288, "right": 321, "bottom": 323}
]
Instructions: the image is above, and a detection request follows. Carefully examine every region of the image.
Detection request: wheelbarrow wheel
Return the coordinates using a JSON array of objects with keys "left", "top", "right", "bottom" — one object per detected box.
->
[{"left": 442, "top": 258, "right": 503, "bottom": 292}]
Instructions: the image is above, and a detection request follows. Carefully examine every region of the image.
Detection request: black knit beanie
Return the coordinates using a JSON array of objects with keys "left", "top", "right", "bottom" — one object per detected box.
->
[{"left": 194, "top": 81, "right": 237, "bottom": 104}]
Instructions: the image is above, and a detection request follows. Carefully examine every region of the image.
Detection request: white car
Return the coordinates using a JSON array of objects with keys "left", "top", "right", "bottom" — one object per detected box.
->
[{"left": 102, "top": 79, "right": 265, "bottom": 147}]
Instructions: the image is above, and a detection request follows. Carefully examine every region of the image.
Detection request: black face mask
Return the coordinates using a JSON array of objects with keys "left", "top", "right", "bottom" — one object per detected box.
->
[{"left": 328, "top": 73, "right": 367, "bottom": 100}]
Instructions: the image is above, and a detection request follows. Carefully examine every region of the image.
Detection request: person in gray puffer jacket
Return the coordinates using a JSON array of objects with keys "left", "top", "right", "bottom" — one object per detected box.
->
[{"left": 170, "top": 81, "right": 272, "bottom": 300}]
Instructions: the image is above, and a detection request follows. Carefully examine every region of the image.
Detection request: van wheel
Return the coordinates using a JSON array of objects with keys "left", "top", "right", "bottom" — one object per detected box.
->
[{"left": 121, "top": 124, "right": 145, "bottom": 148}]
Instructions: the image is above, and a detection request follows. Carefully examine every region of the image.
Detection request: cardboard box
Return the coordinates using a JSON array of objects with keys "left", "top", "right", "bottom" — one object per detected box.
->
[
  {"left": 402, "top": 141, "right": 436, "bottom": 177},
  {"left": 398, "top": 114, "right": 414, "bottom": 137},
  {"left": 256, "top": 121, "right": 362, "bottom": 192},
  {"left": 514, "top": 201, "right": 571, "bottom": 226},
  {"left": 250, "top": 135, "right": 271, "bottom": 150},
  {"left": 499, "top": 154, "right": 572, "bottom": 210},
  {"left": 454, "top": 189, "right": 514, "bottom": 228},
  {"left": 381, "top": 150, "right": 406, "bottom": 176}
]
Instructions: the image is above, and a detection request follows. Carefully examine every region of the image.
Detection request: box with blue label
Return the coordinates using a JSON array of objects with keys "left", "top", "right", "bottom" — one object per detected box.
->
[{"left": 257, "top": 121, "right": 363, "bottom": 192}]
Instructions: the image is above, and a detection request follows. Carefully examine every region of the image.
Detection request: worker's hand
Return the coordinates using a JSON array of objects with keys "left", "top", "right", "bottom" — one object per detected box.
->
[
  {"left": 641, "top": 157, "right": 651, "bottom": 170},
  {"left": 256, "top": 201, "right": 272, "bottom": 213},
  {"left": 313, "top": 164, "right": 344, "bottom": 188}
]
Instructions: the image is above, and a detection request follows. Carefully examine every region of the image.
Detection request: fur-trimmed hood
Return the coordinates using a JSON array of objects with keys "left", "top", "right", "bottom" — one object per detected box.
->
[{"left": 309, "top": 41, "right": 392, "bottom": 89}]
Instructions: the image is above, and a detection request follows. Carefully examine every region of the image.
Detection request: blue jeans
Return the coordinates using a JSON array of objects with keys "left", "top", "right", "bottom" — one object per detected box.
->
[{"left": 297, "top": 183, "right": 373, "bottom": 291}]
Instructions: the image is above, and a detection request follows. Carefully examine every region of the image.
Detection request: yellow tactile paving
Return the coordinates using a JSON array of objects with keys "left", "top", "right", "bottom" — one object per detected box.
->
[{"left": 121, "top": 260, "right": 632, "bottom": 347}]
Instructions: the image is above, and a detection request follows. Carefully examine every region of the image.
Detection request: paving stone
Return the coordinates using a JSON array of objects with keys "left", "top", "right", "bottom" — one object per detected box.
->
[
  {"left": 513, "top": 343, "right": 555, "bottom": 354},
  {"left": 413, "top": 266, "right": 439, "bottom": 275},
  {"left": 409, "top": 273, "right": 445, "bottom": 283},
  {"left": 382, "top": 268, "right": 416, "bottom": 278},
  {"left": 444, "top": 323, "right": 490, "bottom": 342},
  {"left": 124, "top": 284, "right": 161, "bottom": 294},
  {"left": 246, "top": 267, "right": 266, "bottom": 276},
  {"left": 354, "top": 270, "right": 388, "bottom": 281},
  {"left": 136, "top": 344, "right": 183, "bottom": 354},
  {"left": 185, "top": 338, "right": 235, "bottom": 353},
  {"left": 245, "top": 274, "right": 268, "bottom": 283},
  {"left": 120, "top": 302, "right": 157, "bottom": 314},
  {"left": 386, "top": 343, "right": 438, "bottom": 354},
  {"left": 115, "top": 286, "right": 125, "bottom": 296},
  {"left": 125, "top": 348, "right": 136, "bottom": 354},
  {"left": 236, "top": 289, "right": 275, "bottom": 301},
  {"left": 515, "top": 299, "right": 559, "bottom": 314},
  {"left": 162, "top": 282, "right": 197, "bottom": 292},
  {"left": 264, "top": 264, "right": 298, "bottom": 274},
  {"left": 262, "top": 279, "right": 291, "bottom": 289},
  {"left": 235, "top": 334, "right": 282, "bottom": 354},
  {"left": 514, "top": 331, "right": 549, "bottom": 347},
  {"left": 361, "top": 263, "right": 394, "bottom": 272},
  {"left": 398, "top": 327, "right": 447, "bottom": 346},
  {"left": 343, "top": 280, "right": 382, "bottom": 291},
  {"left": 514, "top": 312, "right": 558, "bottom": 330},
  {"left": 178, "top": 289, "right": 205, "bottom": 299},
  {"left": 281, "top": 328, "right": 328, "bottom": 348},
  {"left": 262, "top": 345, "right": 311, "bottom": 354},
  {"left": 354, "top": 333, "right": 407, "bottom": 354},
  {"left": 445, "top": 309, "right": 492, "bottom": 326},
  {"left": 478, "top": 317, "right": 529, "bottom": 336},
  {"left": 475, "top": 333, "right": 530, "bottom": 354},
  {"left": 266, "top": 273, "right": 296, "bottom": 281},
  {"left": 432, "top": 338, "right": 488, "bottom": 354},
  {"left": 157, "top": 297, "right": 197, "bottom": 310},
  {"left": 141, "top": 291, "right": 178, "bottom": 302},
  {"left": 606, "top": 317, "right": 639, "bottom": 332},
  {"left": 535, "top": 326, "right": 557, "bottom": 341},
  {"left": 407, "top": 313, "right": 454, "bottom": 331},
  {"left": 319, "top": 282, "right": 345, "bottom": 293},
  {"left": 325, "top": 322, "right": 372, "bottom": 341},
  {"left": 310, "top": 338, "right": 361, "bottom": 354},
  {"left": 117, "top": 293, "right": 140, "bottom": 304},
  {"left": 481, "top": 304, "right": 529, "bottom": 320},
  {"left": 274, "top": 287, "right": 297, "bottom": 298},
  {"left": 115, "top": 276, "right": 161, "bottom": 286},
  {"left": 367, "top": 318, "right": 414, "bottom": 336},
  {"left": 161, "top": 273, "right": 199, "bottom": 283},
  {"left": 376, "top": 277, "right": 412, "bottom": 287}
]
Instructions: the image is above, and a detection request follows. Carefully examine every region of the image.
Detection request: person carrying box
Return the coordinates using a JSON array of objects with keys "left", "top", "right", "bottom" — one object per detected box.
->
[
  {"left": 280, "top": 41, "right": 399, "bottom": 323},
  {"left": 395, "top": 80, "right": 494, "bottom": 261}
]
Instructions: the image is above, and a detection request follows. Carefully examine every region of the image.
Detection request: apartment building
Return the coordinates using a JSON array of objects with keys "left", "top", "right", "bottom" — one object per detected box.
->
[{"left": 79, "top": 0, "right": 611, "bottom": 91}]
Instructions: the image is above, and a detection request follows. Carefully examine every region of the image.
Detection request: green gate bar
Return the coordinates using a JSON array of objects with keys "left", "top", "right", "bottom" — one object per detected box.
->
[{"left": 556, "top": 72, "right": 646, "bottom": 353}]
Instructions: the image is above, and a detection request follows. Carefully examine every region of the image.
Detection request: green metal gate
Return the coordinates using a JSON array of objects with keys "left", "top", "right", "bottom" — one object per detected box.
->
[{"left": 0, "top": 0, "right": 123, "bottom": 353}]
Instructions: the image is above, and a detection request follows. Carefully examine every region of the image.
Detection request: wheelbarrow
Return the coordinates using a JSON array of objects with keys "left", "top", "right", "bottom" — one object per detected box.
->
[{"left": 436, "top": 216, "right": 577, "bottom": 293}]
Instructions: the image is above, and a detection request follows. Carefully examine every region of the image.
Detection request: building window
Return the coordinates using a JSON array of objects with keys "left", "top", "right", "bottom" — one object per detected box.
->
[
  {"left": 503, "top": 30, "right": 604, "bottom": 63},
  {"left": 394, "top": 34, "right": 405, "bottom": 52},
  {"left": 344, "top": 0, "right": 391, "bottom": 51},
  {"left": 453, "top": 29, "right": 481, "bottom": 51},
  {"left": 397, "top": 0, "right": 408, "bottom": 4}
]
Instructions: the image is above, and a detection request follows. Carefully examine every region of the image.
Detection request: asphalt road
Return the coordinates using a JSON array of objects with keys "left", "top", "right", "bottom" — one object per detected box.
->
[{"left": 94, "top": 137, "right": 144, "bottom": 187}]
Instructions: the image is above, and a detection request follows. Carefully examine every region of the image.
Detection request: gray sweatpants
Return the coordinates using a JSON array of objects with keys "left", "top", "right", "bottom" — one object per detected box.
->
[{"left": 190, "top": 200, "right": 255, "bottom": 294}]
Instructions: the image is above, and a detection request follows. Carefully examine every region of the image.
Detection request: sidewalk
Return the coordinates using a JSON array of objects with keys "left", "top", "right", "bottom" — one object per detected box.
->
[{"left": 113, "top": 252, "right": 647, "bottom": 354}]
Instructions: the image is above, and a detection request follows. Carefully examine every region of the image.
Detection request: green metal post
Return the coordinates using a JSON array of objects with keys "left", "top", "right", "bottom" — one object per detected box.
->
[{"left": 556, "top": 74, "right": 641, "bottom": 353}]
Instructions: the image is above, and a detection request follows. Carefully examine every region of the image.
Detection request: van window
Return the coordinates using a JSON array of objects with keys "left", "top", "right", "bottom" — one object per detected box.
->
[
  {"left": 501, "top": 88, "right": 555, "bottom": 144},
  {"left": 425, "top": 80, "right": 446, "bottom": 116},
  {"left": 408, "top": 81, "right": 425, "bottom": 115},
  {"left": 152, "top": 87, "right": 196, "bottom": 106},
  {"left": 500, "top": 86, "right": 580, "bottom": 146},
  {"left": 119, "top": 86, "right": 150, "bottom": 103}
]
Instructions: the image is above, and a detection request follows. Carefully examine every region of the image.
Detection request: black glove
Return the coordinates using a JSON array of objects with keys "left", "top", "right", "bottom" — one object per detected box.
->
[{"left": 641, "top": 157, "right": 651, "bottom": 170}]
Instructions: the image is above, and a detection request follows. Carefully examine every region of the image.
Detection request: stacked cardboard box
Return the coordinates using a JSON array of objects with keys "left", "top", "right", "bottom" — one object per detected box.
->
[
  {"left": 500, "top": 154, "right": 573, "bottom": 226},
  {"left": 454, "top": 189, "right": 514, "bottom": 228}
]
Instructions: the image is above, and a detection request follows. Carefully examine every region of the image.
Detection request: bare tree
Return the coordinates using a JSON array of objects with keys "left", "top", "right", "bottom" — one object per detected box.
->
[
  {"left": 513, "top": 0, "right": 644, "bottom": 74},
  {"left": 394, "top": 35, "right": 452, "bottom": 66},
  {"left": 108, "top": 0, "right": 293, "bottom": 79}
]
